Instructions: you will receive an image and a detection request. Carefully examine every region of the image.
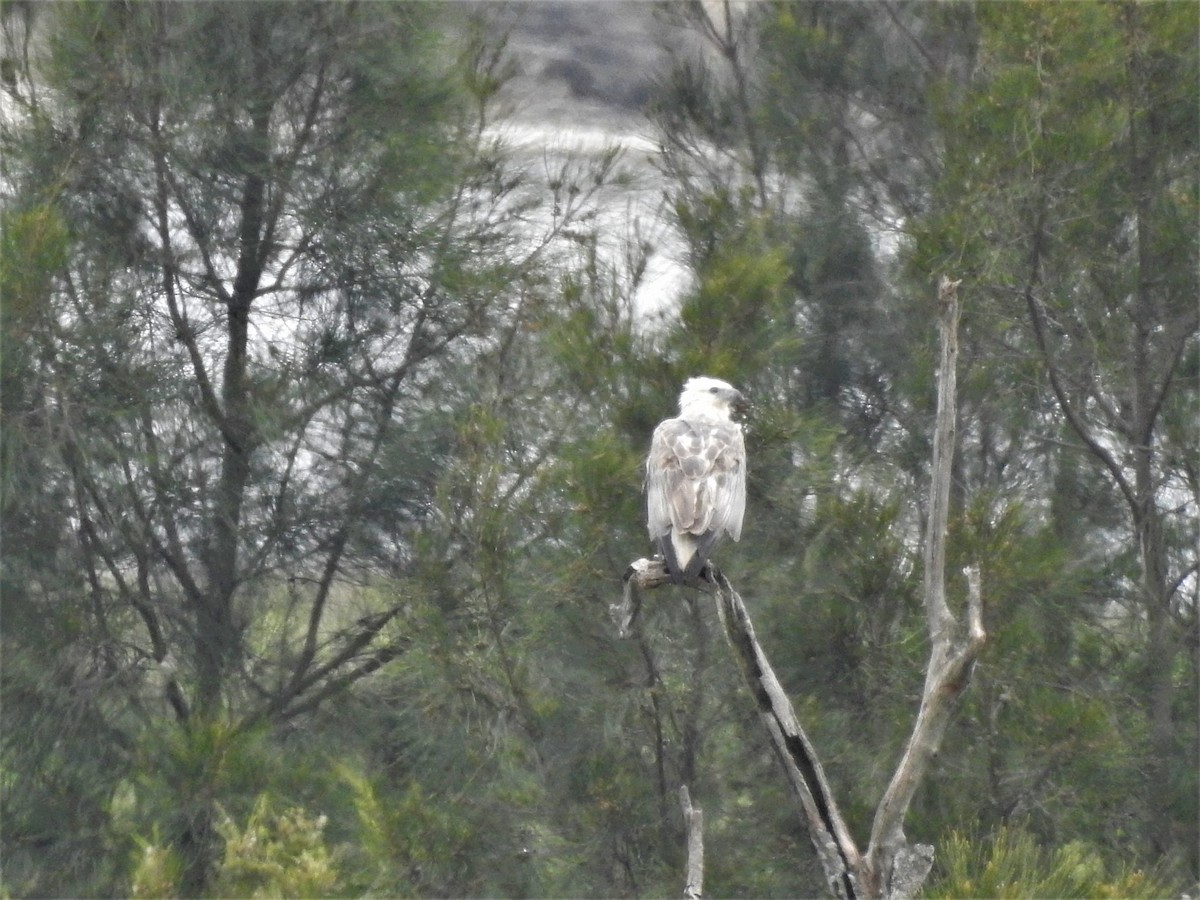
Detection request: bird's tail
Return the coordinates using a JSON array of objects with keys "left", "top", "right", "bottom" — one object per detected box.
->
[{"left": 658, "top": 530, "right": 707, "bottom": 584}]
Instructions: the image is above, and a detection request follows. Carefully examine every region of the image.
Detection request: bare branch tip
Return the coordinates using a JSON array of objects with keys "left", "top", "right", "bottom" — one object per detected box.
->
[
  {"left": 937, "top": 274, "right": 962, "bottom": 296},
  {"left": 679, "top": 783, "right": 693, "bottom": 814},
  {"left": 965, "top": 564, "right": 985, "bottom": 644}
]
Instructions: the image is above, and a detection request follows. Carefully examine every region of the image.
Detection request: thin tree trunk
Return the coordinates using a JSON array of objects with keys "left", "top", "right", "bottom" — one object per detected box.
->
[
  {"left": 203, "top": 127, "right": 268, "bottom": 711},
  {"left": 679, "top": 785, "right": 704, "bottom": 900},
  {"left": 1124, "top": 3, "right": 1179, "bottom": 856},
  {"left": 864, "top": 278, "right": 985, "bottom": 895}
]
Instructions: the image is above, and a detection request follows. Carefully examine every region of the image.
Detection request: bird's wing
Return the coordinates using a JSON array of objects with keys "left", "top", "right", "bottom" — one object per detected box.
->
[
  {"left": 647, "top": 418, "right": 745, "bottom": 539},
  {"left": 646, "top": 418, "right": 692, "bottom": 538},
  {"left": 707, "top": 421, "right": 746, "bottom": 541}
]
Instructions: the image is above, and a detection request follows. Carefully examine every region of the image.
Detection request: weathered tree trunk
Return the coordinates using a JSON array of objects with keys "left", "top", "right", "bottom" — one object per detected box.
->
[
  {"left": 679, "top": 785, "right": 704, "bottom": 900},
  {"left": 621, "top": 277, "right": 984, "bottom": 899},
  {"left": 863, "top": 278, "right": 985, "bottom": 896},
  {"left": 708, "top": 566, "right": 864, "bottom": 898},
  {"left": 1125, "top": 6, "right": 1183, "bottom": 856}
]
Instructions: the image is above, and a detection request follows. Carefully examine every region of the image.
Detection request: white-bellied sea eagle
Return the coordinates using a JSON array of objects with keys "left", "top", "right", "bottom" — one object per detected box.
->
[{"left": 646, "top": 376, "right": 746, "bottom": 583}]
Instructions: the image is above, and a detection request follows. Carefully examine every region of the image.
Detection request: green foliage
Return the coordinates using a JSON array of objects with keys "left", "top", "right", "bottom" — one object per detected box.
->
[
  {"left": 913, "top": 0, "right": 1198, "bottom": 873},
  {"left": 0, "top": 204, "right": 67, "bottom": 321},
  {"left": 340, "top": 766, "right": 473, "bottom": 896},
  {"left": 1, "top": 636, "right": 133, "bottom": 897},
  {"left": 129, "top": 837, "right": 183, "bottom": 900},
  {"left": 671, "top": 220, "right": 797, "bottom": 384},
  {"left": 213, "top": 797, "right": 340, "bottom": 899},
  {"left": 120, "top": 719, "right": 269, "bottom": 832},
  {"left": 128, "top": 796, "right": 340, "bottom": 899},
  {"left": 926, "top": 826, "right": 1182, "bottom": 899}
]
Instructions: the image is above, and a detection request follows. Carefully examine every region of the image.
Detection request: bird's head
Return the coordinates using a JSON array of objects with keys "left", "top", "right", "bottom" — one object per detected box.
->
[{"left": 678, "top": 376, "right": 745, "bottom": 421}]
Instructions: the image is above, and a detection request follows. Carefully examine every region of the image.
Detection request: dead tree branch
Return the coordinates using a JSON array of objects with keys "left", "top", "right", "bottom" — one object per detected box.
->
[
  {"left": 864, "top": 278, "right": 986, "bottom": 895},
  {"left": 710, "top": 566, "right": 864, "bottom": 898},
  {"left": 679, "top": 785, "right": 705, "bottom": 900}
]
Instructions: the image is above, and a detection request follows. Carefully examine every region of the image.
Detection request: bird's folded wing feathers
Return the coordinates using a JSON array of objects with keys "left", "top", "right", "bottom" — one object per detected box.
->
[
  {"left": 647, "top": 418, "right": 745, "bottom": 540},
  {"left": 646, "top": 420, "right": 685, "bottom": 537}
]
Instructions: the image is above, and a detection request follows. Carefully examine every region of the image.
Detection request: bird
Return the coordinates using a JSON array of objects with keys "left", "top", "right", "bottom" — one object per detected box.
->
[{"left": 646, "top": 376, "right": 746, "bottom": 584}]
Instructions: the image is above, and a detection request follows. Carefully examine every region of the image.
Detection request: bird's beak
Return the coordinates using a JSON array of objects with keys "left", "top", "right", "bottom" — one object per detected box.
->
[{"left": 726, "top": 388, "right": 747, "bottom": 417}]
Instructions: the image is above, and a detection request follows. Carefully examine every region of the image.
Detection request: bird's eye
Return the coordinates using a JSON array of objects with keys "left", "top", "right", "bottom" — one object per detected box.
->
[{"left": 709, "top": 386, "right": 719, "bottom": 393}]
